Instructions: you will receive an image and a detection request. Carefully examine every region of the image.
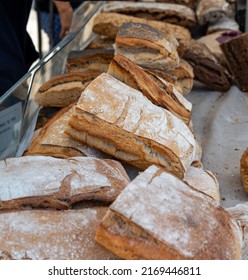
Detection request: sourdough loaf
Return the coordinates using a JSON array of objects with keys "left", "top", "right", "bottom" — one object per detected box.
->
[
  {"left": 66, "top": 73, "right": 197, "bottom": 179},
  {"left": 0, "top": 156, "right": 130, "bottom": 210},
  {"left": 107, "top": 54, "right": 192, "bottom": 124},
  {"left": 0, "top": 208, "right": 119, "bottom": 260},
  {"left": 95, "top": 165, "right": 242, "bottom": 260},
  {"left": 102, "top": 1, "right": 196, "bottom": 28},
  {"left": 34, "top": 72, "right": 99, "bottom": 107},
  {"left": 115, "top": 22, "right": 179, "bottom": 71},
  {"left": 25, "top": 103, "right": 108, "bottom": 159}
]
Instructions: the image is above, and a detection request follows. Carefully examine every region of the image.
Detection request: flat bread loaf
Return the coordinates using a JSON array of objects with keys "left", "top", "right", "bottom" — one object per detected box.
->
[
  {"left": 95, "top": 165, "right": 242, "bottom": 259},
  {"left": 0, "top": 156, "right": 130, "bottom": 210},
  {"left": 67, "top": 73, "right": 197, "bottom": 178},
  {"left": 0, "top": 208, "right": 119, "bottom": 260}
]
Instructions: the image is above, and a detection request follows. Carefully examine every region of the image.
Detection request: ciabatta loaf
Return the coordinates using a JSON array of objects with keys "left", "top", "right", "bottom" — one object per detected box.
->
[
  {"left": 25, "top": 103, "right": 108, "bottom": 159},
  {"left": 0, "top": 156, "right": 130, "bottom": 210},
  {"left": 66, "top": 73, "right": 196, "bottom": 178},
  {"left": 66, "top": 49, "right": 114, "bottom": 74},
  {"left": 95, "top": 165, "right": 242, "bottom": 260},
  {"left": 0, "top": 208, "right": 119, "bottom": 260},
  {"left": 34, "top": 72, "right": 99, "bottom": 107},
  {"left": 102, "top": 1, "right": 196, "bottom": 28},
  {"left": 240, "top": 148, "right": 248, "bottom": 193},
  {"left": 108, "top": 54, "right": 192, "bottom": 124},
  {"left": 183, "top": 166, "right": 220, "bottom": 205},
  {"left": 115, "top": 22, "right": 179, "bottom": 71},
  {"left": 92, "top": 12, "right": 191, "bottom": 54}
]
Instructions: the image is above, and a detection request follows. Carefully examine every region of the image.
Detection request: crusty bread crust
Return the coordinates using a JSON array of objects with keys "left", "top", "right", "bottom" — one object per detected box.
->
[{"left": 240, "top": 148, "right": 248, "bottom": 193}]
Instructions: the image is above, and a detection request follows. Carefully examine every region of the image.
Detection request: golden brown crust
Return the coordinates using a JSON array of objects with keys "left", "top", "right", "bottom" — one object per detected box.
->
[
  {"left": 240, "top": 148, "right": 248, "bottom": 193},
  {"left": 108, "top": 54, "right": 192, "bottom": 124}
]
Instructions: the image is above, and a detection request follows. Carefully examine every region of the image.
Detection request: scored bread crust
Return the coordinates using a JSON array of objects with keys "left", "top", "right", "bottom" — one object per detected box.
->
[
  {"left": 67, "top": 73, "right": 196, "bottom": 178},
  {"left": 102, "top": 1, "right": 196, "bottom": 28},
  {"left": 25, "top": 103, "right": 108, "bottom": 159},
  {"left": 95, "top": 165, "right": 242, "bottom": 260},
  {"left": 0, "top": 156, "right": 130, "bottom": 210},
  {"left": 0, "top": 208, "right": 119, "bottom": 260},
  {"left": 35, "top": 72, "right": 100, "bottom": 107},
  {"left": 107, "top": 54, "right": 192, "bottom": 124}
]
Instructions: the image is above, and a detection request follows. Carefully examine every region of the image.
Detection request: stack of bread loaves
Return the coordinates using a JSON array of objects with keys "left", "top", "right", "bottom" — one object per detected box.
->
[{"left": 0, "top": 0, "right": 245, "bottom": 260}]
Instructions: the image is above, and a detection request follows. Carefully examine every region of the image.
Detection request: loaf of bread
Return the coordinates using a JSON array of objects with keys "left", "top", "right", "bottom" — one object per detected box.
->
[
  {"left": 107, "top": 54, "right": 192, "bottom": 124},
  {"left": 0, "top": 208, "right": 119, "bottom": 260},
  {"left": 207, "top": 17, "right": 240, "bottom": 34},
  {"left": 95, "top": 165, "right": 242, "bottom": 259},
  {"left": 25, "top": 103, "right": 109, "bottom": 159},
  {"left": 66, "top": 49, "right": 114, "bottom": 74},
  {"left": 183, "top": 40, "right": 231, "bottom": 92},
  {"left": 86, "top": 36, "right": 115, "bottom": 50},
  {"left": 66, "top": 73, "right": 197, "bottom": 179},
  {"left": 115, "top": 22, "right": 179, "bottom": 71},
  {"left": 92, "top": 12, "right": 191, "bottom": 53},
  {"left": 240, "top": 147, "right": 248, "bottom": 193},
  {"left": 34, "top": 72, "right": 99, "bottom": 107},
  {"left": 183, "top": 166, "right": 220, "bottom": 205},
  {"left": 227, "top": 203, "right": 248, "bottom": 260},
  {"left": 102, "top": 1, "right": 196, "bottom": 28},
  {"left": 154, "top": 0, "right": 197, "bottom": 9},
  {"left": 0, "top": 156, "right": 130, "bottom": 210},
  {"left": 196, "top": 0, "right": 231, "bottom": 25},
  {"left": 220, "top": 33, "right": 248, "bottom": 92}
]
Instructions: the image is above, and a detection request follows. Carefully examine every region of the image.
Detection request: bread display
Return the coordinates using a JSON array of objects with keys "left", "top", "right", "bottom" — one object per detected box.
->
[
  {"left": 227, "top": 203, "right": 248, "bottom": 260},
  {"left": 92, "top": 12, "right": 191, "bottom": 49},
  {"left": 240, "top": 147, "right": 248, "bottom": 193},
  {"left": 0, "top": 156, "right": 130, "bottom": 210},
  {"left": 108, "top": 53, "right": 192, "bottom": 124},
  {"left": 34, "top": 72, "right": 99, "bottom": 107},
  {"left": 183, "top": 166, "right": 220, "bottom": 205},
  {"left": 0, "top": 208, "right": 119, "bottom": 260},
  {"left": 196, "top": 0, "right": 231, "bottom": 25},
  {"left": 95, "top": 165, "right": 242, "bottom": 260},
  {"left": 67, "top": 73, "right": 197, "bottom": 178},
  {"left": 183, "top": 40, "right": 231, "bottom": 92},
  {"left": 115, "top": 22, "right": 179, "bottom": 71},
  {"left": 102, "top": 1, "right": 196, "bottom": 28},
  {"left": 25, "top": 103, "right": 108, "bottom": 159},
  {"left": 220, "top": 32, "right": 248, "bottom": 91},
  {"left": 66, "top": 49, "right": 114, "bottom": 74}
]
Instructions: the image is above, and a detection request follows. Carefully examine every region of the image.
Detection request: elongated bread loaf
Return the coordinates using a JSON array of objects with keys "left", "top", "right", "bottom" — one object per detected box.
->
[
  {"left": 183, "top": 166, "right": 220, "bottom": 205},
  {"left": 66, "top": 73, "right": 196, "bottom": 178},
  {"left": 34, "top": 72, "right": 100, "bottom": 107},
  {"left": 240, "top": 148, "right": 248, "bottom": 193},
  {"left": 108, "top": 54, "right": 192, "bottom": 124},
  {"left": 95, "top": 165, "right": 242, "bottom": 260},
  {"left": 0, "top": 208, "right": 119, "bottom": 260},
  {"left": 115, "top": 22, "right": 179, "bottom": 71},
  {"left": 0, "top": 156, "right": 130, "bottom": 210},
  {"left": 25, "top": 103, "right": 108, "bottom": 159},
  {"left": 102, "top": 1, "right": 196, "bottom": 28}
]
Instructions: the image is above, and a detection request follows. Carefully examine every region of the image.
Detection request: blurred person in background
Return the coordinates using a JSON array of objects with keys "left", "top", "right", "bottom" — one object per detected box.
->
[
  {"left": 0, "top": 0, "right": 38, "bottom": 97},
  {"left": 35, "top": 0, "right": 83, "bottom": 49}
]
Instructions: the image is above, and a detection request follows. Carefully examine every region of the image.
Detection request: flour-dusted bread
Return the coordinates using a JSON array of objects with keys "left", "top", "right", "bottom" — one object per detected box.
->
[
  {"left": 66, "top": 49, "right": 114, "bottom": 74},
  {"left": 102, "top": 1, "right": 196, "bottom": 28},
  {"left": 240, "top": 147, "right": 248, "bottom": 193},
  {"left": 0, "top": 208, "right": 119, "bottom": 260},
  {"left": 95, "top": 165, "right": 242, "bottom": 260},
  {"left": 92, "top": 12, "right": 191, "bottom": 54},
  {"left": 227, "top": 203, "right": 248, "bottom": 260},
  {"left": 183, "top": 40, "right": 231, "bottom": 92},
  {"left": 0, "top": 156, "right": 130, "bottom": 210},
  {"left": 183, "top": 166, "right": 220, "bottom": 205},
  {"left": 34, "top": 72, "right": 99, "bottom": 107},
  {"left": 66, "top": 73, "right": 197, "bottom": 179},
  {"left": 207, "top": 17, "right": 240, "bottom": 34},
  {"left": 196, "top": 0, "right": 231, "bottom": 25},
  {"left": 108, "top": 54, "right": 192, "bottom": 124},
  {"left": 115, "top": 22, "right": 179, "bottom": 71},
  {"left": 25, "top": 103, "right": 108, "bottom": 159}
]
